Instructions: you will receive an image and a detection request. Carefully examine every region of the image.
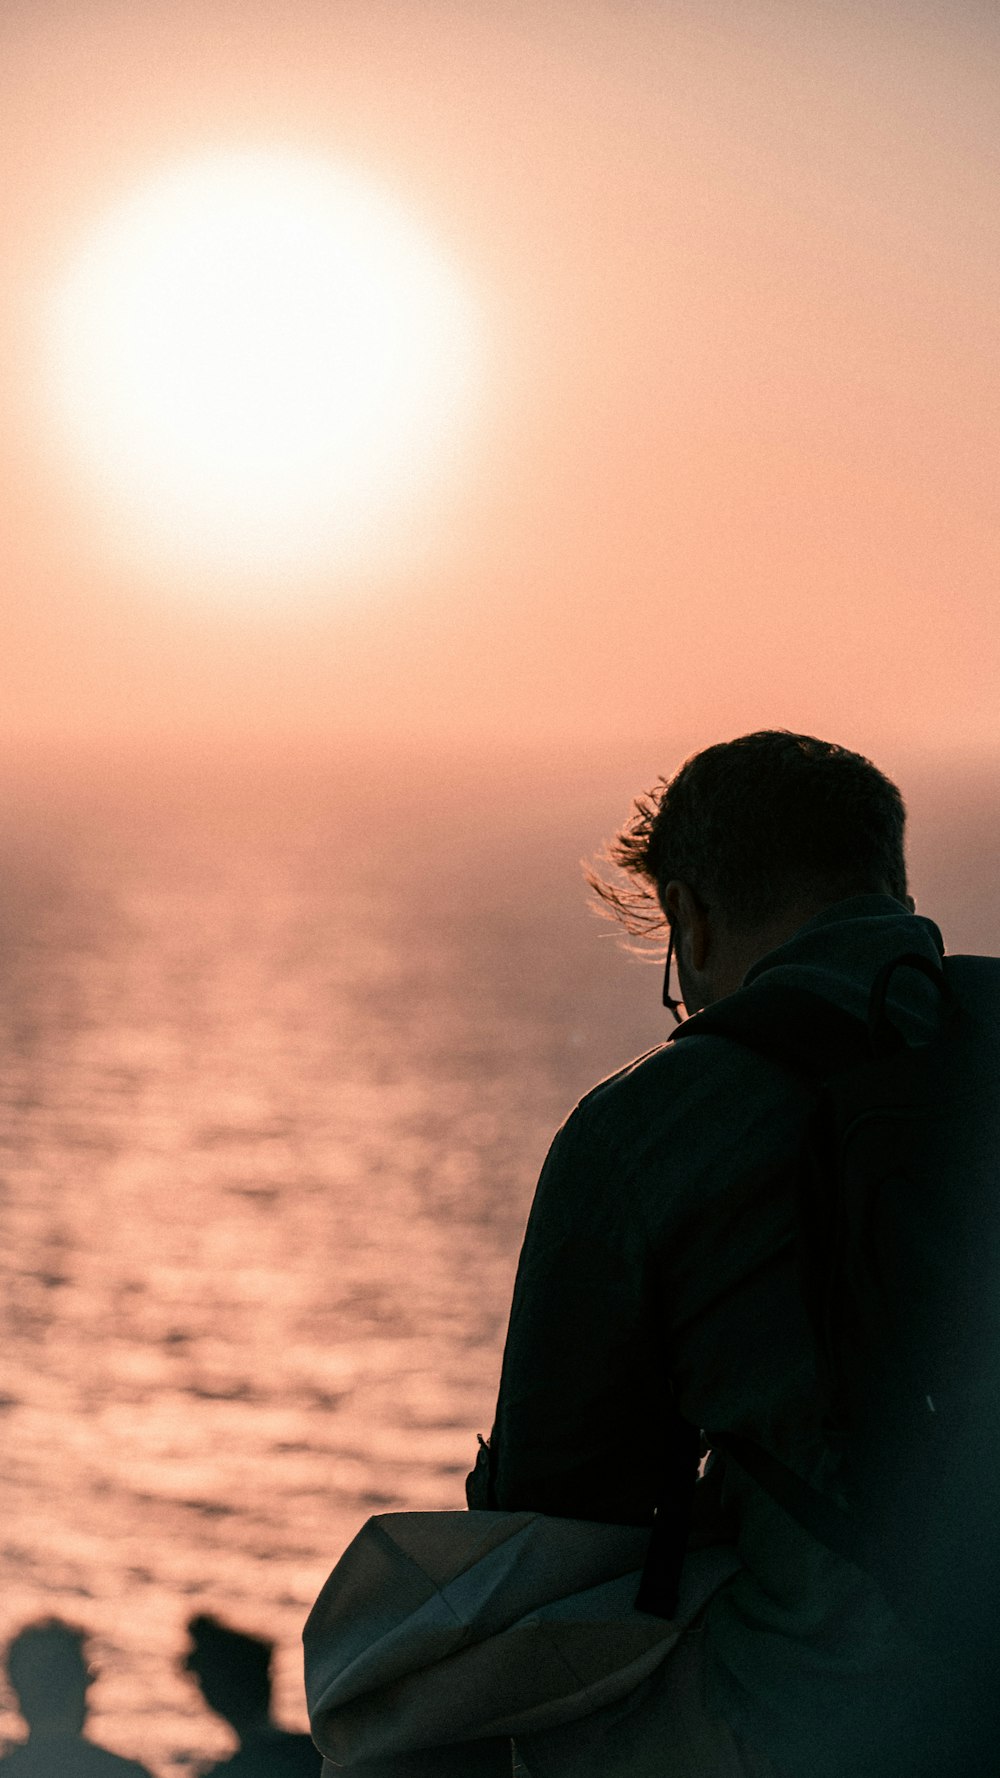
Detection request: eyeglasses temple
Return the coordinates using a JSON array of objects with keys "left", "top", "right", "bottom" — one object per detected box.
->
[{"left": 662, "top": 925, "right": 684, "bottom": 1024}]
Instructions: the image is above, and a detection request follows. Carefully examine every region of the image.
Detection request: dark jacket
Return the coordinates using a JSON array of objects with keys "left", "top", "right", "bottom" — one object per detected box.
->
[{"left": 469, "top": 895, "right": 954, "bottom": 1776}]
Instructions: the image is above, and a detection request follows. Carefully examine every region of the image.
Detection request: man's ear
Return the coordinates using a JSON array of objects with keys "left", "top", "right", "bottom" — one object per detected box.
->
[{"left": 662, "top": 880, "right": 711, "bottom": 970}]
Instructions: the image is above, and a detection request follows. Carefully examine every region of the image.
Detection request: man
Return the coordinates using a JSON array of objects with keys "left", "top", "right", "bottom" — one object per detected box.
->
[
  {"left": 0, "top": 1619, "right": 153, "bottom": 1777},
  {"left": 184, "top": 1614, "right": 321, "bottom": 1777},
  {"left": 468, "top": 731, "right": 951, "bottom": 1777}
]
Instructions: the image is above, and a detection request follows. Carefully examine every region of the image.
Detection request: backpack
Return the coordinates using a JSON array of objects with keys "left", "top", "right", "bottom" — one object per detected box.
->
[
  {"left": 303, "top": 1506, "right": 740, "bottom": 1770},
  {"left": 667, "top": 948, "right": 1000, "bottom": 1667}
]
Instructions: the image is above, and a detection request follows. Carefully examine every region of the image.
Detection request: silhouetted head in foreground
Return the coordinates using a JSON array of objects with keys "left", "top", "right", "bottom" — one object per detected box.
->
[
  {"left": 1, "top": 1619, "right": 152, "bottom": 1776},
  {"left": 588, "top": 729, "right": 913, "bottom": 1017},
  {"left": 184, "top": 1615, "right": 319, "bottom": 1776}
]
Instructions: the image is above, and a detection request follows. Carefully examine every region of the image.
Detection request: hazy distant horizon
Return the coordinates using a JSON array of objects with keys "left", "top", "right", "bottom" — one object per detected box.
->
[{"left": 2, "top": 729, "right": 999, "bottom": 957}]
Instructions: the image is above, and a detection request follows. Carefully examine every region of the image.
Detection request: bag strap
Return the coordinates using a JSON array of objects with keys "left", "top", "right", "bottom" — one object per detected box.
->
[
  {"left": 715, "top": 1431, "right": 873, "bottom": 1571},
  {"left": 670, "top": 980, "right": 881, "bottom": 1573},
  {"left": 635, "top": 1416, "right": 701, "bottom": 1619}
]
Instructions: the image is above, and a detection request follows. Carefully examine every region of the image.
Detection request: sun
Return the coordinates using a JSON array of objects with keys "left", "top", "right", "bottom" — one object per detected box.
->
[{"left": 44, "top": 149, "right": 482, "bottom": 599}]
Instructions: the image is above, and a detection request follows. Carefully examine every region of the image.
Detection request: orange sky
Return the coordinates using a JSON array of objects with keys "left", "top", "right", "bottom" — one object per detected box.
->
[{"left": 0, "top": 0, "right": 997, "bottom": 759}]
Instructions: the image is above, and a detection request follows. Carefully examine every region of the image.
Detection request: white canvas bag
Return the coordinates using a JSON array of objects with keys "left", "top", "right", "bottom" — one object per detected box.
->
[{"left": 304, "top": 1508, "right": 740, "bottom": 1770}]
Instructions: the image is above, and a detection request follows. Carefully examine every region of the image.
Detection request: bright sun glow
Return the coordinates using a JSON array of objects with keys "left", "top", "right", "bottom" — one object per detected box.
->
[{"left": 45, "top": 149, "right": 482, "bottom": 597}]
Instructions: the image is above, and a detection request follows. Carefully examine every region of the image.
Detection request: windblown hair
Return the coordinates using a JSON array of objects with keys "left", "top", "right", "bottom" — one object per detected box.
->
[{"left": 586, "top": 731, "right": 908, "bottom": 938}]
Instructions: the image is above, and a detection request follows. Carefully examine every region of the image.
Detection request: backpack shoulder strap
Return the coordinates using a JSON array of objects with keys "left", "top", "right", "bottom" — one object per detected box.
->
[
  {"left": 669, "top": 974, "right": 911, "bottom": 1573},
  {"left": 717, "top": 1431, "right": 872, "bottom": 1570}
]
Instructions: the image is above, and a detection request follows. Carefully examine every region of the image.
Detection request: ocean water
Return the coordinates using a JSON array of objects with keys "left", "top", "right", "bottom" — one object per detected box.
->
[
  {"left": 0, "top": 742, "right": 996, "bottom": 1770},
  {"left": 0, "top": 743, "right": 673, "bottom": 1771}
]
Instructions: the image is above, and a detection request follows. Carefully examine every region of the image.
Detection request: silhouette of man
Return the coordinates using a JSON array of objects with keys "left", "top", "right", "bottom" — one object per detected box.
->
[
  {"left": 0, "top": 1619, "right": 153, "bottom": 1778},
  {"left": 468, "top": 732, "right": 959, "bottom": 1778},
  {"left": 184, "top": 1615, "right": 320, "bottom": 1777}
]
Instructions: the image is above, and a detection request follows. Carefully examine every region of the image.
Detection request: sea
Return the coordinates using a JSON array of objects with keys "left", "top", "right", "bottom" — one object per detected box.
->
[{"left": 0, "top": 739, "right": 997, "bottom": 1771}]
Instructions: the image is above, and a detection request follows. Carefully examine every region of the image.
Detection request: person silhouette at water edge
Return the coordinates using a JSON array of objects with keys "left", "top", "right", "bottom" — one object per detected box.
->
[
  {"left": 302, "top": 731, "right": 998, "bottom": 1773},
  {"left": 466, "top": 731, "right": 1000, "bottom": 1777},
  {"left": 0, "top": 1619, "right": 153, "bottom": 1778},
  {"left": 183, "top": 1614, "right": 320, "bottom": 1776}
]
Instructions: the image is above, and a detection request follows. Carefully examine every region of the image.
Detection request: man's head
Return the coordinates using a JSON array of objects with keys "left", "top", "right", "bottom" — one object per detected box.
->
[
  {"left": 184, "top": 1614, "right": 273, "bottom": 1739},
  {"left": 588, "top": 730, "right": 912, "bottom": 1014},
  {"left": 5, "top": 1619, "right": 92, "bottom": 1737}
]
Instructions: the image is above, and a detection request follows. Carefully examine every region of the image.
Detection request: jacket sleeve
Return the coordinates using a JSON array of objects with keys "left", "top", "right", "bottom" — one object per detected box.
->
[{"left": 467, "top": 1103, "right": 698, "bottom": 1527}]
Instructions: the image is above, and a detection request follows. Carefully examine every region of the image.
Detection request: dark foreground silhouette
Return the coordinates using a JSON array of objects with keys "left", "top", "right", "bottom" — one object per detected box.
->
[
  {"left": 0, "top": 1619, "right": 153, "bottom": 1778},
  {"left": 184, "top": 1615, "right": 320, "bottom": 1777}
]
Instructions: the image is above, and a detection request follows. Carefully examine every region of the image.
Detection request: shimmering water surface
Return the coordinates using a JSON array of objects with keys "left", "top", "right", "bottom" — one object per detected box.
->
[{"left": 0, "top": 744, "right": 996, "bottom": 1770}]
